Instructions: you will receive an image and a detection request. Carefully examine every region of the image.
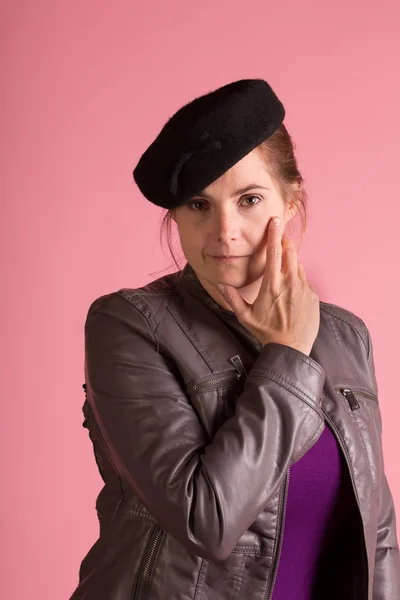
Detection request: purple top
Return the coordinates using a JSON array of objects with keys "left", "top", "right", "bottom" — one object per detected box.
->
[{"left": 271, "top": 421, "right": 354, "bottom": 598}]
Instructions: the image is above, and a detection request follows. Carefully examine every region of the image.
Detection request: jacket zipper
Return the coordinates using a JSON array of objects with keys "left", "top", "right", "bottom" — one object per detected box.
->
[
  {"left": 321, "top": 408, "right": 370, "bottom": 598},
  {"left": 336, "top": 386, "right": 378, "bottom": 411},
  {"left": 267, "top": 469, "right": 290, "bottom": 600},
  {"left": 132, "top": 524, "right": 164, "bottom": 600},
  {"left": 229, "top": 354, "right": 248, "bottom": 380},
  {"left": 188, "top": 373, "right": 239, "bottom": 394},
  {"left": 187, "top": 355, "right": 248, "bottom": 394}
]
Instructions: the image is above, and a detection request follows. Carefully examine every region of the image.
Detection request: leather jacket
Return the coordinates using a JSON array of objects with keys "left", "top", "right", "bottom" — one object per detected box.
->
[{"left": 69, "top": 262, "right": 400, "bottom": 600}]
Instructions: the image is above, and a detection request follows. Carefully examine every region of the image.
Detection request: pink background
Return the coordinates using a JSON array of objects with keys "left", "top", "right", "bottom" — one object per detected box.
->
[{"left": 2, "top": 1, "right": 400, "bottom": 598}]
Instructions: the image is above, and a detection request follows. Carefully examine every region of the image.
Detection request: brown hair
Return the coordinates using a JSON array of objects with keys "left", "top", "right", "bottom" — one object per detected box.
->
[{"left": 153, "top": 122, "right": 308, "bottom": 279}]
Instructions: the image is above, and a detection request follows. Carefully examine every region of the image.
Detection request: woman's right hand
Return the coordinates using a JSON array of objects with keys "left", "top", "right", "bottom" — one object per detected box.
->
[{"left": 215, "top": 216, "right": 320, "bottom": 356}]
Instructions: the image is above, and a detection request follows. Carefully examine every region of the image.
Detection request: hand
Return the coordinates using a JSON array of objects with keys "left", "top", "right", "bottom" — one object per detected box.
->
[{"left": 215, "top": 216, "right": 320, "bottom": 356}]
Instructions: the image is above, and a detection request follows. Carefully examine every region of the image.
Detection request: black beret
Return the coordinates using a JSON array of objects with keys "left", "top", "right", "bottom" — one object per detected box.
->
[{"left": 132, "top": 78, "right": 285, "bottom": 210}]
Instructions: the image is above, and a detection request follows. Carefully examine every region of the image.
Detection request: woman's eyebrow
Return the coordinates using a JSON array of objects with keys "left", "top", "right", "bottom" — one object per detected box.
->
[{"left": 193, "top": 184, "right": 270, "bottom": 200}]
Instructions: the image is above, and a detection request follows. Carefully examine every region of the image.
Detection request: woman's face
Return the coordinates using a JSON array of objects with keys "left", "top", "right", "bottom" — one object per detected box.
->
[{"left": 171, "top": 148, "right": 297, "bottom": 304}]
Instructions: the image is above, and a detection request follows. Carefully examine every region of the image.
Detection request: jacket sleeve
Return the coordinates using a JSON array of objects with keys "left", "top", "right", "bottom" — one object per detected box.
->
[
  {"left": 373, "top": 471, "right": 400, "bottom": 599},
  {"left": 362, "top": 323, "right": 400, "bottom": 598},
  {"left": 84, "top": 293, "right": 326, "bottom": 562}
]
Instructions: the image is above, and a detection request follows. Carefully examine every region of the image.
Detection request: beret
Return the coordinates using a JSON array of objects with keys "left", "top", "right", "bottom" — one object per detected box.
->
[{"left": 132, "top": 78, "right": 285, "bottom": 210}]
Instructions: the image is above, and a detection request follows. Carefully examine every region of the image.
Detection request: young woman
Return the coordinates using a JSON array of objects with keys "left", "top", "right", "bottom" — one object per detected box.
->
[{"left": 69, "top": 78, "right": 400, "bottom": 599}]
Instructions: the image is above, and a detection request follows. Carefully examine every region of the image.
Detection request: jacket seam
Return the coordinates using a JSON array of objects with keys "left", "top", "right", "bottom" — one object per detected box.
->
[
  {"left": 263, "top": 343, "right": 325, "bottom": 376},
  {"left": 124, "top": 508, "right": 158, "bottom": 523},
  {"left": 115, "top": 290, "right": 157, "bottom": 335},
  {"left": 351, "top": 410, "right": 378, "bottom": 491},
  {"left": 231, "top": 546, "right": 274, "bottom": 556},
  {"left": 165, "top": 306, "right": 215, "bottom": 369},
  {"left": 320, "top": 304, "right": 368, "bottom": 356},
  {"left": 291, "top": 421, "right": 325, "bottom": 463},
  {"left": 115, "top": 291, "right": 215, "bottom": 371},
  {"left": 249, "top": 369, "right": 323, "bottom": 414},
  {"left": 325, "top": 311, "right": 364, "bottom": 388},
  {"left": 357, "top": 316, "right": 372, "bottom": 365},
  {"left": 113, "top": 292, "right": 170, "bottom": 365},
  {"left": 193, "top": 559, "right": 207, "bottom": 600}
]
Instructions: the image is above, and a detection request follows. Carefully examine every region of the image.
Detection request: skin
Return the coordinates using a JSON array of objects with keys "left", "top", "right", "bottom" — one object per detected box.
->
[{"left": 171, "top": 147, "right": 299, "bottom": 313}]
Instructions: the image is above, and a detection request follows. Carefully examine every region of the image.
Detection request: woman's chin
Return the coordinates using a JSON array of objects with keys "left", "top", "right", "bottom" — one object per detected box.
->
[
  {"left": 192, "top": 256, "right": 261, "bottom": 287},
  {"left": 210, "top": 268, "right": 253, "bottom": 289}
]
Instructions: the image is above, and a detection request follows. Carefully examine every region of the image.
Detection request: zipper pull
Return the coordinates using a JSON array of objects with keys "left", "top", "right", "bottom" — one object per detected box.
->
[
  {"left": 229, "top": 355, "right": 248, "bottom": 380},
  {"left": 340, "top": 388, "right": 360, "bottom": 411}
]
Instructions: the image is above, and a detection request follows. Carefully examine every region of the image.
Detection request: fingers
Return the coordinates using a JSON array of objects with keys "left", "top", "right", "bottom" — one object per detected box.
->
[
  {"left": 297, "top": 262, "right": 307, "bottom": 282},
  {"left": 264, "top": 216, "right": 282, "bottom": 289},
  {"left": 281, "top": 235, "right": 298, "bottom": 277},
  {"left": 262, "top": 217, "right": 306, "bottom": 293},
  {"left": 216, "top": 282, "right": 251, "bottom": 319},
  {"left": 281, "top": 236, "right": 309, "bottom": 286}
]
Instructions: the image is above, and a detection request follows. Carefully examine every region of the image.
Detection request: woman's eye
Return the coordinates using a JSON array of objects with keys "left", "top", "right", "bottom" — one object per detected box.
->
[
  {"left": 243, "top": 195, "right": 261, "bottom": 206},
  {"left": 187, "top": 200, "right": 207, "bottom": 211},
  {"left": 187, "top": 195, "right": 261, "bottom": 211}
]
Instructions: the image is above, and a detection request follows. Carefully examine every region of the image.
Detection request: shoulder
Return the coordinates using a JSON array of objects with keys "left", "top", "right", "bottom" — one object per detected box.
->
[
  {"left": 85, "top": 284, "right": 372, "bottom": 361},
  {"left": 320, "top": 300, "right": 370, "bottom": 359},
  {"left": 84, "top": 270, "right": 181, "bottom": 333}
]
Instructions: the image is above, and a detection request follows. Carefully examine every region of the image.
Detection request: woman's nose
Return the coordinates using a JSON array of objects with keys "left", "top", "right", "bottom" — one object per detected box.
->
[{"left": 211, "top": 211, "right": 239, "bottom": 241}]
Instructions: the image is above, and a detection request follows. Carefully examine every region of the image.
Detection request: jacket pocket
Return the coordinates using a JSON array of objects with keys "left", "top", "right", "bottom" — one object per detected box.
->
[
  {"left": 186, "top": 370, "right": 245, "bottom": 439},
  {"left": 132, "top": 523, "right": 165, "bottom": 600},
  {"left": 336, "top": 386, "right": 383, "bottom": 492}
]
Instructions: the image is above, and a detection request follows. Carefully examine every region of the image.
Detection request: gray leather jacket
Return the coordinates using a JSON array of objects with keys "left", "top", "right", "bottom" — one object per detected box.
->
[{"left": 69, "top": 262, "right": 400, "bottom": 600}]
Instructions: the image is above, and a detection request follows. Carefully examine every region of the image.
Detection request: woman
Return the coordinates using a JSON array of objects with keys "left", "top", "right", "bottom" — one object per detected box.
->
[{"left": 69, "top": 79, "right": 400, "bottom": 599}]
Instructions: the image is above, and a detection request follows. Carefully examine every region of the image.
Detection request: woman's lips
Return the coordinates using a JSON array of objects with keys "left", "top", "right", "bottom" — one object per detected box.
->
[{"left": 211, "top": 255, "right": 248, "bottom": 262}]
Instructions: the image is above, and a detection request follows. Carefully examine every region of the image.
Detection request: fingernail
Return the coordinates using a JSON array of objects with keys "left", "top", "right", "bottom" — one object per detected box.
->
[{"left": 273, "top": 217, "right": 280, "bottom": 226}]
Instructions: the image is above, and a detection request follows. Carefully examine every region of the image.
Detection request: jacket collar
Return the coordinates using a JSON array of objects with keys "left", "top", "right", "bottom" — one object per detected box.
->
[{"left": 178, "top": 262, "right": 238, "bottom": 320}]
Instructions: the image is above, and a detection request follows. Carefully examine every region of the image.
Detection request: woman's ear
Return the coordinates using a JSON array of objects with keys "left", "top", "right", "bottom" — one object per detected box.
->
[
  {"left": 286, "top": 182, "right": 303, "bottom": 221},
  {"left": 285, "top": 198, "right": 298, "bottom": 222}
]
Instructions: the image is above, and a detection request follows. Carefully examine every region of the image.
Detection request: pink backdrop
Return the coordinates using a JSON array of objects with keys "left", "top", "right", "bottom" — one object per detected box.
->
[{"left": 2, "top": 1, "right": 399, "bottom": 598}]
